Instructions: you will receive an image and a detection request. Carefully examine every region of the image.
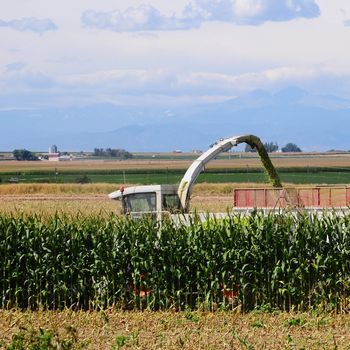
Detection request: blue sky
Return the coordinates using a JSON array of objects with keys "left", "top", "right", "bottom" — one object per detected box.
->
[{"left": 1, "top": 0, "right": 350, "bottom": 110}]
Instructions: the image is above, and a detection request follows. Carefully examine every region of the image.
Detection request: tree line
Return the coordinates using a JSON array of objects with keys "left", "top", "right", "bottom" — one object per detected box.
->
[
  {"left": 11, "top": 148, "right": 134, "bottom": 161},
  {"left": 93, "top": 148, "right": 133, "bottom": 159},
  {"left": 245, "top": 142, "right": 302, "bottom": 153},
  {"left": 13, "top": 149, "right": 38, "bottom": 161}
]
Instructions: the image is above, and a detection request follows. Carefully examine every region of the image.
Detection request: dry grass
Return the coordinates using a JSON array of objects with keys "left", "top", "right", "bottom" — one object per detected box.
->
[
  {"left": 0, "top": 195, "right": 230, "bottom": 216},
  {"left": 0, "top": 184, "right": 121, "bottom": 216},
  {"left": 0, "top": 310, "right": 349, "bottom": 349},
  {"left": 0, "top": 182, "right": 330, "bottom": 215},
  {"left": 0, "top": 197, "right": 119, "bottom": 217},
  {"left": 0, "top": 182, "right": 251, "bottom": 215},
  {"left": 0, "top": 183, "right": 235, "bottom": 215},
  {"left": 0, "top": 182, "right": 268, "bottom": 196},
  {"left": 0, "top": 183, "right": 119, "bottom": 195}
]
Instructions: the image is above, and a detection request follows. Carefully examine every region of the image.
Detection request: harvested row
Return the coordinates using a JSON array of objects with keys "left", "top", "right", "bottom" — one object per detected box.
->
[{"left": 0, "top": 212, "right": 349, "bottom": 312}]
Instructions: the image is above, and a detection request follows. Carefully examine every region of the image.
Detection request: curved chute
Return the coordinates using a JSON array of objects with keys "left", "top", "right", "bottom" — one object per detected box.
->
[{"left": 177, "top": 134, "right": 282, "bottom": 211}]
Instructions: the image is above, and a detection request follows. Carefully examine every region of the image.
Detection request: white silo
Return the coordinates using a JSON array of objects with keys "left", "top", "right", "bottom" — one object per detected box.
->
[{"left": 49, "top": 145, "right": 58, "bottom": 154}]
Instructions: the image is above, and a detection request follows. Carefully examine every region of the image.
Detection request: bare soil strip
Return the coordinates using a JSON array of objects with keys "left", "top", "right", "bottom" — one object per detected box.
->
[{"left": 0, "top": 310, "right": 349, "bottom": 350}]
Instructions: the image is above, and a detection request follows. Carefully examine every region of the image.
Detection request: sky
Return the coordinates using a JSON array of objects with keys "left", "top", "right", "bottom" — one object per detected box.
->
[{"left": 1, "top": 0, "right": 350, "bottom": 110}]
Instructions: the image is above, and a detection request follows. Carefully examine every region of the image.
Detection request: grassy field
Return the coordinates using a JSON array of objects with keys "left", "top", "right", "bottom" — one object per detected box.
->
[
  {"left": 2, "top": 167, "right": 350, "bottom": 185},
  {"left": 2, "top": 153, "right": 350, "bottom": 185},
  {"left": 0, "top": 310, "right": 349, "bottom": 349}
]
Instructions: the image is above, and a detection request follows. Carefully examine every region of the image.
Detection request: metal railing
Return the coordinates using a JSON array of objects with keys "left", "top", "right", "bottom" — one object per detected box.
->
[{"left": 233, "top": 186, "right": 350, "bottom": 208}]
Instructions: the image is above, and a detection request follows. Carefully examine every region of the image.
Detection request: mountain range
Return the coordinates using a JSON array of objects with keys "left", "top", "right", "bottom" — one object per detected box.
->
[{"left": 1, "top": 87, "right": 349, "bottom": 152}]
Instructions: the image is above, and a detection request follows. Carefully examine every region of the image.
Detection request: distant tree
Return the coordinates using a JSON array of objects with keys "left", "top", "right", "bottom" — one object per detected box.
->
[
  {"left": 93, "top": 148, "right": 133, "bottom": 159},
  {"left": 327, "top": 149, "right": 346, "bottom": 153},
  {"left": 245, "top": 141, "right": 278, "bottom": 153},
  {"left": 13, "top": 149, "right": 38, "bottom": 161},
  {"left": 93, "top": 148, "right": 104, "bottom": 156},
  {"left": 281, "top": 143, "right": 302, "bottom": 152},
  {"left": 264, "top": 142, "right": 279, "bottom": 153}
]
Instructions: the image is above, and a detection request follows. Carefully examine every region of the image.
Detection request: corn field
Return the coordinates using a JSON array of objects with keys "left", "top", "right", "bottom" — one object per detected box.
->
[{"left": 0, "top": 212, "right": 349, "bottom": 312}]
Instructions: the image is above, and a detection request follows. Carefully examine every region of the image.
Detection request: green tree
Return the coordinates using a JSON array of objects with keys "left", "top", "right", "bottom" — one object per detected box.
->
[
  {"left": 281, "top": 143, "right": 302, "bottom": 152},
  {"left": 13, "top": 149, "right": 38, "bottom": 161},
  {"left": 263, "top": 142, "right": 279, "bottom": 153},
  {"left": 93, "top": 148, "right": 133, "bottom": 159}
]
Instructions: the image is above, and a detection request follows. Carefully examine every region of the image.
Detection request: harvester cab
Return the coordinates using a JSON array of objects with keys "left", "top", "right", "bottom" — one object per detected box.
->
[
  {"left": 108, "top": 184, "right": 182, "bottom": 219},
  {"left": 108, "top": 134, "right": 283, "bottom": 217}
]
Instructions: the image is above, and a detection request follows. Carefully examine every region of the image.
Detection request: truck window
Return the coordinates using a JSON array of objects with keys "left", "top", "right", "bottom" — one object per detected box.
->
[
  {"left": 125, "top": 192, "right": 156, "bottom": 213},
  {"left": 162, "top": 194, "right": 180, "bottom": 212}
]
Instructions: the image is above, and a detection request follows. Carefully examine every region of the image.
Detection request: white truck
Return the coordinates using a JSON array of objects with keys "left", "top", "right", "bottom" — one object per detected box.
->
[{"left": 108, "top": 134, "right": 282, "bottom": 217}]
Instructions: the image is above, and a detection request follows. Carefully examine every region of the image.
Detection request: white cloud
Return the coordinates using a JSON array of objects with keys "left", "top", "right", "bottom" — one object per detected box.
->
[
  {"left": 189, "top": 0, "right": 320, "bottom": 24},
  {"left": 35, "top": 65, "right": 343, "bottom": 96},
  {"left": 81, "top": 0, "right": 320, "bottom": 32},
  {"left": 1, "top": 0, "right": 350, "bottom": 110},
  {"left": 0, "top": 68, "right": 55, "bottom": 92},
  {"left": 0, "top": 17, "right": 58, "bottom": 33},
  {"left": 233, "top": 0, "right": 264, "bottom": 18},
  {"left": 1, "top": 62, "right": 350, "bottom": 108},
  {"left": 81, "top": 5, "right": 201, "bottom": 32}
]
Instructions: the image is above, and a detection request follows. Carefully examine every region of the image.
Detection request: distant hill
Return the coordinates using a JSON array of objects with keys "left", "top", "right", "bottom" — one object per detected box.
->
[{"left": 1, "top": 87, "right": 349, "bottom": 151}]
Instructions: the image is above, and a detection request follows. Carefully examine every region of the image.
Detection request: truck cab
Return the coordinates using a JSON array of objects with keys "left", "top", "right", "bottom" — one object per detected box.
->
[{"left": 108, "top": 184, "right": 182, "bottom": 218}]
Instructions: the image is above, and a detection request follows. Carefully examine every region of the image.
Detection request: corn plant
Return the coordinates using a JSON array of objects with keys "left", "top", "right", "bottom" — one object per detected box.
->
[{"left": 0, "top": 211, "right": 349, "bottom": 311}]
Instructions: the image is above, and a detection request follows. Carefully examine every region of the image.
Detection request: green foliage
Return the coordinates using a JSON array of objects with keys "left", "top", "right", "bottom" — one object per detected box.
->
[
  {"left": 0, "top": 212, "right": 349, "bottom": 312},
  {"left": 13, "top": 149, "right": 38, "bottom": 161},
  {"left": 263, "top": 142, "right": 279, "bottom": 153},
  {"left": 250, "top": 320, "right": 264, "bottom": 328},
  {"left": 247, "top": 141, "right": 279, "bottom": 153},
  {"left": 285, "top": 317, "right": 307, "bottom": 327},
  {"left": 282, "top": 143, "right": 302, "bottom": 152},
  {"left": 3, "top": 166, "right": 350, "bottom": 185},
  {"left": 4, "top": 327, "right": 81, "bottom": 350},
  {"left": 112, "top": 335, "right": 127, "bottom": 349},
  {"left": 93, "top": 148, "right": 133, "bottom": 159},
  {"left": 184, "top": 310, "right": 200, "bottom": 322},
  {"left": 240, "top": 135, "right": 282, "bottom": 187}
]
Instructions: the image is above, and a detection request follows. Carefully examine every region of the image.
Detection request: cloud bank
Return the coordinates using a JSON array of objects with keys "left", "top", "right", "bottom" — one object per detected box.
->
[
  {"left": 81, "top": 0, "right": 320, "bottom": 32},
  {"left": 0, "top": 65, "right": 333, "bottom": 100},
  {"left": 0, "top": 17, "right": 57, "bottom": 33}
]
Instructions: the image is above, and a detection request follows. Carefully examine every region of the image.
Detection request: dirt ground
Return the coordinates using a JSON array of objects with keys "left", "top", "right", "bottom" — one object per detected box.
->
[{"left": 0, "top": 310, "right": 349, "bottom": 349}]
